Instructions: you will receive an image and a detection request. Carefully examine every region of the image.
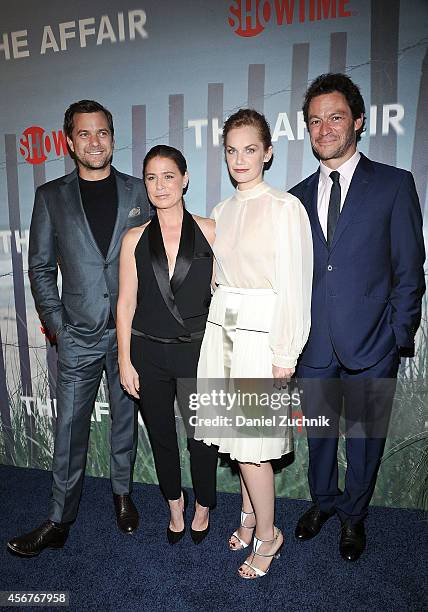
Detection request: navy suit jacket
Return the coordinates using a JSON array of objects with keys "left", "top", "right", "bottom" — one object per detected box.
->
[{"left": 290, "top": 153, "right": 425, "bottom": 369}]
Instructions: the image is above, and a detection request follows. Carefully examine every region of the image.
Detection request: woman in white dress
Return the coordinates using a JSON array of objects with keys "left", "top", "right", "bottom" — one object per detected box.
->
[{"left": 197, "top": 109, "right": 313, "bottom": 578}]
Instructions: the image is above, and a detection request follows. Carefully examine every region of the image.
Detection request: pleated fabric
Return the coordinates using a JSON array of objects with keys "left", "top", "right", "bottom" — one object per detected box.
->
[{"left": 196, "top": 286, "right": 293, "bottom": 463}]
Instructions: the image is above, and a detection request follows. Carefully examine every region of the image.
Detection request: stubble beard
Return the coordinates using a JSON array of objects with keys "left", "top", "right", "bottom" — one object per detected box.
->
[
  {"left": 312, "top": 126, "right": 356, "bottom": 162},
  {"left": 77, "top": 151, "right": 113, "bottom": 172}
]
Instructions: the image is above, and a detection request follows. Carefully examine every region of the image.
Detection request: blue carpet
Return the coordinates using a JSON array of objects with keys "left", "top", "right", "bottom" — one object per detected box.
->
[{"left": 0, "top": 465, "right": 426, "bottom": 611}]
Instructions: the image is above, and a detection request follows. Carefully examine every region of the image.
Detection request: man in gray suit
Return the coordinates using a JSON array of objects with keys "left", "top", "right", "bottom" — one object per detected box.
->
[{"left": 7, "top": 100, "right": 150, "bottom": 556}]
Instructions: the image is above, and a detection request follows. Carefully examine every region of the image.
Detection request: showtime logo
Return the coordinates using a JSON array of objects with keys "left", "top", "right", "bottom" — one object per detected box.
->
[
  {"left": 19, "top": 126, "right": 68, "bottom": 165},
  {"left": 228, "top": 0, "right": 353, "bottom": 37}
]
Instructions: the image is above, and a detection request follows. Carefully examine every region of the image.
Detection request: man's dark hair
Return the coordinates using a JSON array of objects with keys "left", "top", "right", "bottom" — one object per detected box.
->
[
  {"left": 63, "top": 100, "right": 114, "bottom": 139},
  {"left": 302, "top": 73, "right": 366, "bottom": 142}
]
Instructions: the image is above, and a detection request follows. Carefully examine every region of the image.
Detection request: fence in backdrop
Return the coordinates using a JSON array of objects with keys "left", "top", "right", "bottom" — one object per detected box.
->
[{"left": 0, "top": 0, "right": 427, "bottom": 509}]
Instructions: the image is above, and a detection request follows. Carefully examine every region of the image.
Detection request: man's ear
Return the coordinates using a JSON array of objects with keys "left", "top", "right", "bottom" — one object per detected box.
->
[
  {"left": 66, "top": 136, "right": 75, "bottom": 154},
  {"left": 354, "top": 115, "right": 363, "bottom": 133}
]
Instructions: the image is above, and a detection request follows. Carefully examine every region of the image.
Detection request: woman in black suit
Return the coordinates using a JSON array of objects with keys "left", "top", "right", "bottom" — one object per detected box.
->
[{"left": 117, "top": 145, "right": 218, "bottom": 544}]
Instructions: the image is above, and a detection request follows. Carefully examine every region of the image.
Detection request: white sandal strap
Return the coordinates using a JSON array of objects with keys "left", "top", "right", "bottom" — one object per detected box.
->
[
  {"left": 230, "top": 510, "right": 256, "bottom": 550},
  {"left": 242, "top": 560, "right": 267, "bottom": 578},
  {"left": 230, "top": 530, "right": 249, "bottom": 549},
  {"left": 240, "top": 510, "right": 256, "bottom": 528},
  {"left": 253, "top": 526, "right": 281, "bottom": 556},
  {"left": 238, "top": 527, "right": 282, "bottom": 579}
]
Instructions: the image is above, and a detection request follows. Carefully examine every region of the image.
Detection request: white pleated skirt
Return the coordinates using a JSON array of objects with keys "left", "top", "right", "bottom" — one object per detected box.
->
[{"left": 196, "top": 285, "right": 293, "bottom": 463}]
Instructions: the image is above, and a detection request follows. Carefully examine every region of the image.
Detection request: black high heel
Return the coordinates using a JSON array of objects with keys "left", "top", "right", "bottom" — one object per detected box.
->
[
  {"left": 190, "top": 523, "right": 210, "bottom": 544},
  {"left": 167, "top": 490, "right": 188, "bottom": 545},
  {"left": 190, "top": 503, "right": 210, "bottom": 545}
]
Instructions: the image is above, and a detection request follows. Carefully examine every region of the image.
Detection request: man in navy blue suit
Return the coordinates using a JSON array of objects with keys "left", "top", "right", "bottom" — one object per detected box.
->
[{"left": 290, "top": 73, "right": 425, "bottom": 561}]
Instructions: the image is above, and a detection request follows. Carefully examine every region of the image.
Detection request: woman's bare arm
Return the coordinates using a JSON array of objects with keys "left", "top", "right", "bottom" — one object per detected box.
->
[
  {"left": 193, "top": 215, "right": 216, "bottom": 289},
  {"left": 116, "top": 223, "right": 148, "bottom": 398}
]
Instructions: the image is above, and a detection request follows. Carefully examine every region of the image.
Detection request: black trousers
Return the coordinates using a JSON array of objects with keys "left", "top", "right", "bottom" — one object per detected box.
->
[{"left": 131, "top": 334, "right": 218, "bottom": 507}]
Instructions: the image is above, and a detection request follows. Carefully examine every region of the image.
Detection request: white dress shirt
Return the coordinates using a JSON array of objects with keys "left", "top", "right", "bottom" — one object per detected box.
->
[{"left": 317, "top": 150, "right": 360, "bottom": 239}]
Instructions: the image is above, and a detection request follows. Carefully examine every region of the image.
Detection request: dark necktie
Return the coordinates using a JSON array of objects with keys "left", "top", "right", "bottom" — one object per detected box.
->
[{"left": 327, "top": 170, "right": 341, "bottom": 247}]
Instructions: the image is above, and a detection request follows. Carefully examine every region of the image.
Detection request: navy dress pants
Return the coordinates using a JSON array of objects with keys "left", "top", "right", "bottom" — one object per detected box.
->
[{"left": 297, "top": 347, "right": 399, "bottom": 524}]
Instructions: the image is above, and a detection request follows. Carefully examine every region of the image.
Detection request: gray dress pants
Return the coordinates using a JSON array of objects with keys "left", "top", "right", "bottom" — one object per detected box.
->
[{"left": 48, "top": 328, "right": 137, "bottom": 523}]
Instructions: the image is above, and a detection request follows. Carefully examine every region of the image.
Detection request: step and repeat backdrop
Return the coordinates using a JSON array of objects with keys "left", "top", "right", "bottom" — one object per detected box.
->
[{"left": 1, "top": 0, "right": 427, "bottom": 508}]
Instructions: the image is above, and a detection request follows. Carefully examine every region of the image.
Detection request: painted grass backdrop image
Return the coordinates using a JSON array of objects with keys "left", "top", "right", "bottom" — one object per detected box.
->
[{"left": 0, "top": 0, "right": 427, "bottom": 509}]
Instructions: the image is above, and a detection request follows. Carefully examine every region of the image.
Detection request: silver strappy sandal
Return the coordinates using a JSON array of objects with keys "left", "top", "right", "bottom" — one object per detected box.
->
[
  {"left": 238, "top": 526, "right": 283, "bottom": 579},
  {"left": 229, "top": 510, "right": 256, "bottom": 550}
]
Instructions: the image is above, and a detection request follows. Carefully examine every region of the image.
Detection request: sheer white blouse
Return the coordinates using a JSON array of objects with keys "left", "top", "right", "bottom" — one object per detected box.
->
[{"left": 211, "top": 181, "right": 313, "bottom": 369}]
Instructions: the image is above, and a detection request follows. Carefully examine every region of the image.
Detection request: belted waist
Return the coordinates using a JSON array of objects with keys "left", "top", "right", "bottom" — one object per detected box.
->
[
  {"left": 131, "top": 328, "right": 205, "bottom": 343},
  {"left": 216, "top": 285, "right": 275, "bottom": 296}
]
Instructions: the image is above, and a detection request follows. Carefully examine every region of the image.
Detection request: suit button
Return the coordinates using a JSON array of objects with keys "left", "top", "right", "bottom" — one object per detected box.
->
[
  {"left": 104, "top": 263, "right": 108, "bottom": 269},
  {"left": 327, "top": 265, "right": 333, "bottom": 271},
  {"left": 103, "top": 293, "right": 108, "bottom": 298}
]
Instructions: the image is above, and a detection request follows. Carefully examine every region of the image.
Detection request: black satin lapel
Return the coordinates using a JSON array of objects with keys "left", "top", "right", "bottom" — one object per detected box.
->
[
  {"left": 170, "top": 209, "right": 194, "bottom": 295},
  {"left": 148, "top": 213, "right": 186, "bottom": 329}
]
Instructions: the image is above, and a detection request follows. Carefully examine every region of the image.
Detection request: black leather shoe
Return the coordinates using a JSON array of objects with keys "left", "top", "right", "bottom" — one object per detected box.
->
[
  {"left": 339, "top": 521, "right": 366, "bottom": 561},
  {"left": 113, "top": 494, "right": 139, "bottom": 534},
  {"left": 7, "top": 521, "right": 69, "bottom": 557},
  {"left": 295, "top": 505, "right": 335, "bottom": 540}
]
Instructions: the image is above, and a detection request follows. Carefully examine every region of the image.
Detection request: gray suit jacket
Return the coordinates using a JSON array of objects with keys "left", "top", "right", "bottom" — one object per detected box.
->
[{"left": 28, "top": 166, "right": 150, "bottom": 347}]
